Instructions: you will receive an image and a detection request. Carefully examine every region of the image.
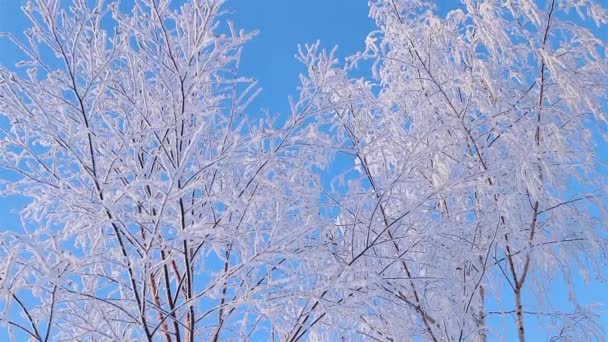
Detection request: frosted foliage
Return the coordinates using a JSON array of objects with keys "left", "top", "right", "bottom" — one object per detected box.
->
[
  {"left": 0, "top": 0, "right": 334, "bottom": 340},
  {"left": 288, "top": 0, "right": 608, "bottom": 341},
  {"left": 0, "top": 0, "right": 607, "bottom": 341}
]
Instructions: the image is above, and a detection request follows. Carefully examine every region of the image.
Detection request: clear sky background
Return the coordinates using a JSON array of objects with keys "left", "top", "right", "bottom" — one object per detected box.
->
[
  {"left": 228, "top": 0, "right": 375, "bottom": 116},
  {"left": 1, "top": 0, "right": 607, "bottom": 340}
]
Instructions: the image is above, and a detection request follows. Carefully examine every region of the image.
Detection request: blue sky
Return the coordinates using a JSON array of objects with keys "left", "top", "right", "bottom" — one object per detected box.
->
[
  {"left": 0, "top": 0, "right": 607, "bottom": 340},
  {"left": 228, "top": 0, "right": 375, "bottom": 115}
]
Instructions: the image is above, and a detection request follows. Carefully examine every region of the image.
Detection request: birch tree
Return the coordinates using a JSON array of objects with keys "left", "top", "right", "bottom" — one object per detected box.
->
[
  {"left": 286, "top": 0, "right": 608, "bottom": 340},
  {"left": 0, "top": 0, "right": 332, "bottom": 340},
  {"left": 1, "top": 0, "right": 608, "bottom": 341}
]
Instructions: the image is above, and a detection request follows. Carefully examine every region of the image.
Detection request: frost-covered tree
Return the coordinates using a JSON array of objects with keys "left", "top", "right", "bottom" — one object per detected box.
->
[
  {"left": 0, "top": 0, "right": 334, "bottom": 340},
  {"left": 1, "top": 0, "right": 608, "bottom": 341},
  {"left": 288, "top": 0, "right": 608, "bottom": 341}
]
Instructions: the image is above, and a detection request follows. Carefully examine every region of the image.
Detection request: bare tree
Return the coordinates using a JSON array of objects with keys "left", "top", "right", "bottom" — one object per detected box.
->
[
  {"left": 1, "top": 0, "right": 607, "bottom": 341},
  {"left": 0, "top": 1, "right": 333, "bottom": 340},
  {"left": 283, "top": 0, "right": 608, "bottom": 340}
]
